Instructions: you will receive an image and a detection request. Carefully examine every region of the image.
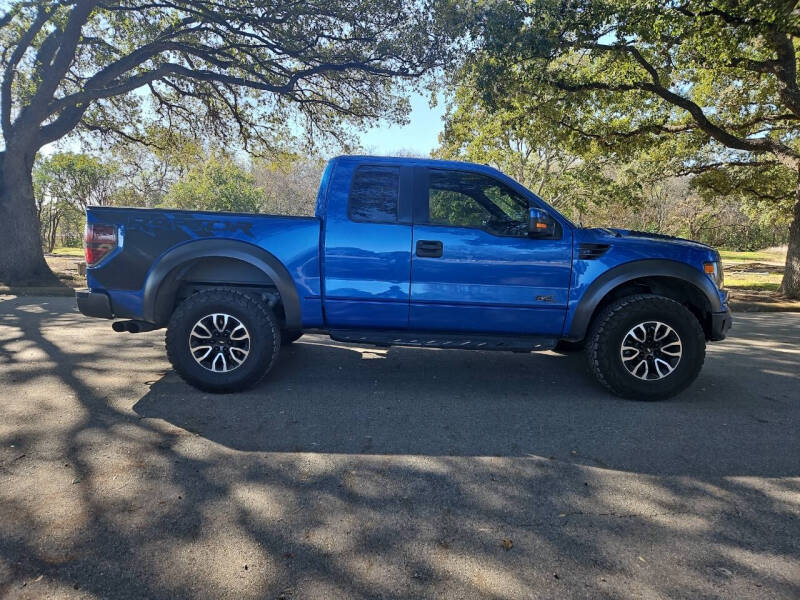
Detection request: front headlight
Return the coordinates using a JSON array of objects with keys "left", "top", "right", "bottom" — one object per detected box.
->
[{"left": 704, "top": 261, "right": 724, "bottom": 288}]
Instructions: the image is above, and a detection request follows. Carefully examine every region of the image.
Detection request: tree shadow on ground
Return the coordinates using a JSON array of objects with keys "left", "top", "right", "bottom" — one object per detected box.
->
[
  {"left": 1, "top": 296, "right": 798, "bottom": 599},
  {"left": 132, "top": 330, "right": 800, "bottom": 478}
]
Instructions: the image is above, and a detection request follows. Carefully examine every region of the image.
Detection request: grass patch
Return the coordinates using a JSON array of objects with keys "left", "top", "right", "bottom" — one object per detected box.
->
[
  {"left": 721, "top": 246, "right": 787, "bottom": 291},
  {"left": 725, "top": 272, "right": 782, "bottom": 291},
  {"left": 719, "top": 246, "right": 787, "bottom": 264},
  {"left": 49, "top": 246, "right": 84, "bottom": 257}
]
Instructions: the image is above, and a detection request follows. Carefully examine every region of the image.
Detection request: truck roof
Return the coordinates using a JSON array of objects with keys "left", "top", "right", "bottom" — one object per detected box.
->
[{"left": 331, "top": 154, "right": 504, "bottom": 177}]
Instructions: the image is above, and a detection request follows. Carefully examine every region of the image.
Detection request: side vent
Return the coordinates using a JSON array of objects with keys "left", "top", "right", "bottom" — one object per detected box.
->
[{"left": 578, "top": 243, "right": 610, "bottom": 260}]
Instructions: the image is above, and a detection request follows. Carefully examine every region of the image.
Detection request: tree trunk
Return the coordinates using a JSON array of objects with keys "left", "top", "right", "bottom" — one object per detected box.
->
[
  {"left": 0, "top": 148, "right": 60, "bottom": 285},
  {"left": 778, "top": 172, "right": 800, "bottom": 299},
  {"left": 47, "top": 207, "right": 60, "bottom": 254}
]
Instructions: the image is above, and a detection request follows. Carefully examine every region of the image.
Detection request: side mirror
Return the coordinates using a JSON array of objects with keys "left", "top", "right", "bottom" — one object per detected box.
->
[{"left": 528, "top": 207, "right": 558, "bottom": 239}]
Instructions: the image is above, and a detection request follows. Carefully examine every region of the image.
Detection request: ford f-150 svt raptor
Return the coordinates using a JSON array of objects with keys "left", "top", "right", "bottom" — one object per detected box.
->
[{"left": 76, "top": 155, "right": 732, "bottom": 399}]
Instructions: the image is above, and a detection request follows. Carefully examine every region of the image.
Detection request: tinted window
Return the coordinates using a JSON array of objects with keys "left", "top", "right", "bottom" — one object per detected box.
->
[
  {"left": 348, "top": 166, "right": 399, "bottom": 223},
  {"left": 429, "top": 188, "right": 491, "bottom": 228},
  {"left": 428, "top": 170, "right": 529, "bottom": 236}
]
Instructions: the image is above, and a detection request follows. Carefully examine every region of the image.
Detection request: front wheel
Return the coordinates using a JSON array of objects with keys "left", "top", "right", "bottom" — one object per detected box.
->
[
  {"left": 587, "top": 294, "right": 706, "bottom": 400},
  {"left": 166, "top": 289, "right": 280, "bottom": 393}
]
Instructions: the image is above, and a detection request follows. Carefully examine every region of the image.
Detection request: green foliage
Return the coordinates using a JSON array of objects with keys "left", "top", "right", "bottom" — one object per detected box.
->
[
  {"left": 691, "top": 162, "right": 796, "bottom": 226},
  {"left": 465, "top": 0, "right": 800, "bottom": 181},
  {"left": 162, "top": 155, "right": 265, "bottom": 213},
  {"left": 33, "top": 152, "right": 117, "bottom": 250},
  {"left": 435, "top": 74, "right": 645, "bottom": 223},
  {"left": 34, "top": 152, "right": 117, "bottom": 210},
  {"left": 109, "top": 126, "right": 205, "bottom": 207}
]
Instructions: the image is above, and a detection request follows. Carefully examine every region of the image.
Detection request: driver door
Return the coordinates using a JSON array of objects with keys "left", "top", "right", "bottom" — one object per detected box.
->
[{"left": 409, "top": 168, "right": 572, "bottom": 335}]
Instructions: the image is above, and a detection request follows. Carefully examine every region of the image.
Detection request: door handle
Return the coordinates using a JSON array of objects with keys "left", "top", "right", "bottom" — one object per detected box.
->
[{"left": 416, "top": 240, "right": 443, "bottom": 258}]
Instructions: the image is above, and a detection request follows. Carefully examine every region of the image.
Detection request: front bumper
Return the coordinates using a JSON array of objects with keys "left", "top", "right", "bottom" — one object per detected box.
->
[
  {"left": 709, "top": 308, "right": 733, "bottom": 341},
  {"left": 75, "top": 288, "right": 113, "bottom": 319}
]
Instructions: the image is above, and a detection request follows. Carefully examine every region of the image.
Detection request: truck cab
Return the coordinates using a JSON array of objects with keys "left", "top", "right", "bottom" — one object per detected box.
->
[{"left": 77, "top": 155, "right": 731, "bottom": 399}]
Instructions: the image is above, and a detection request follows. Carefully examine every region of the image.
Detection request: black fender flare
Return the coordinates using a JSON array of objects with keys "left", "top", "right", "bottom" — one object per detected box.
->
[
  {"left": 141, "top": 239, "right": 301, "bottom": 329},
  {"left": 567, "top": 259, "right": 722, "bottom": 340}
]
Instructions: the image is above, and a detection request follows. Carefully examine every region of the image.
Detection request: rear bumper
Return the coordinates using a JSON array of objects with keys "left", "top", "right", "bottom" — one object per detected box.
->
[
  {"left": 75, "top": 288, "right": 113, "bottom": 319},
  {"left": 709, "top": 308, "right": 733, "bottom": 341}
]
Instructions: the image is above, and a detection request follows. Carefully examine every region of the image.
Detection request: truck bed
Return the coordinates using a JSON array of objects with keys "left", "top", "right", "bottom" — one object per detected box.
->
[{"left": 85, "top": 206, "right": 323, "bottom": 324}]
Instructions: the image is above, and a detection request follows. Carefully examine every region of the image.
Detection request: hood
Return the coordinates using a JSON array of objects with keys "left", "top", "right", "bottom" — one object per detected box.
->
[
  {"left": 611, "top": 229, "right": 714, "bottom": 251},
  {"left": 585, "top": 227, "right": 715, "bottom": 253},
  {"left": 576, "top": 227, "right": 720, "bottom": 265}
]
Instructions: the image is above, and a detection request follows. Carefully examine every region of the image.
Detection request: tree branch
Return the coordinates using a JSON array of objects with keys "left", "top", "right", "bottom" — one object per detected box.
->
[
  {"left": 571, "top": 35, "right": 800, "bottom": 164},
  {"left": 549, "top": 75, "right": 800, "bottom": 167},
  {"left": 639, "top": 80, "right": 799, "bottom": 165},
  {"left": 768, "top": 31, "right": 800, "bottom": 117},
  {"left": 2, "top": 4, "right": 51, "bottom": 138},
  {"left": 27, "top": 0, "right": 100, "bottom": 123},
  {"left": 675, "top": 159, "right": 780, "bottom": 176}
]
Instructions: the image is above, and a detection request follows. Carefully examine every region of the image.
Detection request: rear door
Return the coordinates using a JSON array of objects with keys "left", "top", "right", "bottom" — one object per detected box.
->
[
  {"left": 409, "top": 167, "right": 572, "bottom": 335},
  {"left": 322, "top": 161, "right": 414, "bottom": 328}
]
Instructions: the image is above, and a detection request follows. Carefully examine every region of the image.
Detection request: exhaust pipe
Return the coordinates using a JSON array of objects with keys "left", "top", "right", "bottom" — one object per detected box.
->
[{"left": 112, "top": 320, "right": 158, "bottom": 334}]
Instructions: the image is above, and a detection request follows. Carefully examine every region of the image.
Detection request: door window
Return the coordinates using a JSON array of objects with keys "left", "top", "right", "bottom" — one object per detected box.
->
[{"left": 427, "top": 169, "right": 529, "bottom": 237}]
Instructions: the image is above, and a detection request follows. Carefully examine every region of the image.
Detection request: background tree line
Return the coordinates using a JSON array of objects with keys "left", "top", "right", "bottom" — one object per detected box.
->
[
  {"left": 37, "top": 130, "right": 786, "bottom": 253},
  {"left": 34, "top": 135, "right": 326, "bottom": 251}
]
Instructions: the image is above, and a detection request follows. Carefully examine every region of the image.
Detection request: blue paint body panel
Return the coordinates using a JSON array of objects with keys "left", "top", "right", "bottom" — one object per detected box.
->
[
  {"left": 409, "top": 224, "right": 572, "bottom": 334},
  {"left": 564, "top": 227, "right": 726, "bottom": 334},
  {"left": 82, "top": 155, "right": 729, "bottom": 342},
  {"left": 319, "top": 158, "right": 413, "bottom": 328}
]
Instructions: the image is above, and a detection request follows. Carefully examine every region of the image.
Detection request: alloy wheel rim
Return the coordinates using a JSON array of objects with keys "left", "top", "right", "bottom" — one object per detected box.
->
[
  {"left": 189, "top": 313, "right": 250, "bottom": 373},
  {"left": 620, "top": 321, "right": 682, "bottom": 381}
]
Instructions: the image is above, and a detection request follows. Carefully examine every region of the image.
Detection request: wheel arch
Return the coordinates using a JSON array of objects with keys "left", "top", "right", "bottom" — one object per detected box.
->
[
  {"left": 567, "top": 259, "right": 721, "bottom": 341},
  {"left": 142, "top": 239, "right": 301, "bottom": 329}
]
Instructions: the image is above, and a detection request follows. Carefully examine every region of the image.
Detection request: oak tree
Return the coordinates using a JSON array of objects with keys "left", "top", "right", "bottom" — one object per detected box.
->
[
  {"left": 0, "top": 0, "right": 446, "bottom": 283},
  {"left": 468, "top": 0, "right": 800, "bottom": 297}
]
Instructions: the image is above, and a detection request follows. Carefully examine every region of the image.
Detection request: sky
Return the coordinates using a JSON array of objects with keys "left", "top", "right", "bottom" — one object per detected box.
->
[
  {"left": 36, "top": 89, "right": 447, "bottom": 159},
  {"left": 357, "top": 91, "right": 446, "bottom": 157}
]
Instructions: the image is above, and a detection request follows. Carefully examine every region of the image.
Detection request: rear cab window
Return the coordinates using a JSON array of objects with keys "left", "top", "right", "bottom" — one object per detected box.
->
[{"left": 348, "top": 165, "right": 400, "bottom": 223}]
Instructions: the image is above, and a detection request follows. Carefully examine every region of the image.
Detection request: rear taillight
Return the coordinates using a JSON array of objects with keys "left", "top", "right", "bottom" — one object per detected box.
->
[{"left": 84, "top": 223, "right": 118, "bottom": 266}]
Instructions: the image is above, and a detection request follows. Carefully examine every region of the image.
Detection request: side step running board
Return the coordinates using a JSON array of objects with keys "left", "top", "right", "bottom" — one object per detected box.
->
[{"left": 329, "top": 329, "right": 556, "bottom": 353}]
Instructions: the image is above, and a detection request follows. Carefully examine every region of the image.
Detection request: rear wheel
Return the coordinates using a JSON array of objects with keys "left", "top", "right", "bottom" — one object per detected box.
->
[
  {"left": 587, "top": 294, "right": 705, "bottom": 400},
  {"left": 166, "top": 289, "right": 280, "bottom": 393}
]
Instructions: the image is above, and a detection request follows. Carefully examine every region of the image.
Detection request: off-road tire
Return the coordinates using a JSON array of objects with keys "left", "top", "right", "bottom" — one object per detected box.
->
[
  {"left": 587, "top": 294, "right": 705, "bottom": 400},
  {"left": 166, "top": 289, "right": 280, "bottom": 393}
]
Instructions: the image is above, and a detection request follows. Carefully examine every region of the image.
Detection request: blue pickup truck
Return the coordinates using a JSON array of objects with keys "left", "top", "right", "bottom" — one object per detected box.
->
[{"left": 77, "top": 155, "right": 731, "bottom": 399}]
